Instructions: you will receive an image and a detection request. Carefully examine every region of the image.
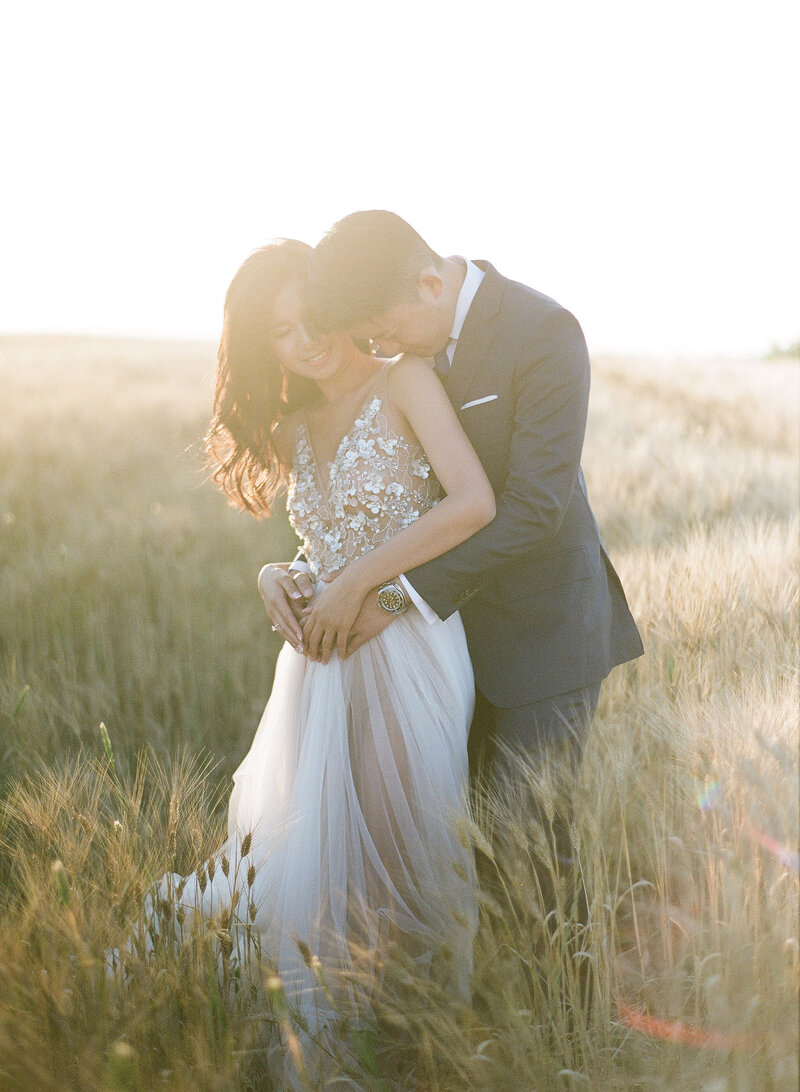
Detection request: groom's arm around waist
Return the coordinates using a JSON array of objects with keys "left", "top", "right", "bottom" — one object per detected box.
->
[{"left": 406, "top": 307, "right": 591, "bottom": 620}]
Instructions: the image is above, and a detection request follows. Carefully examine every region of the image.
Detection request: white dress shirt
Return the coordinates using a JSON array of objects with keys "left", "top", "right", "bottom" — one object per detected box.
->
[
  {"left": 446, "top": 257, "right": 485, "bottom": 362},
  {"left": 399, "top": 257, "right": 485, "bottom": 623}
]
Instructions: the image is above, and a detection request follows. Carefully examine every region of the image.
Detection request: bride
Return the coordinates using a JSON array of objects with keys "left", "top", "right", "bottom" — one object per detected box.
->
[{"left": 151, "top": 238, "right": 494, "bottom": 1070}]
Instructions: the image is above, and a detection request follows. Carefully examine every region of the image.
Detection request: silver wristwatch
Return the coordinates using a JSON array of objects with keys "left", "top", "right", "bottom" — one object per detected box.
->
[{"left": 377, "top": 580, "right": 409, "bottom": 615}]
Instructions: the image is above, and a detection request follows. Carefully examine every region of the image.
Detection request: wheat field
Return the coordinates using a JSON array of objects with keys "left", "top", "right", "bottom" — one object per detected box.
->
[{"left": 0, "top": 335, "right": 797, "bottom": 1090}]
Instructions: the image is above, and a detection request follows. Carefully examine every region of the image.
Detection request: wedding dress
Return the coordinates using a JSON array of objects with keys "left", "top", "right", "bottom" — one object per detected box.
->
[{"left": 152, "top": 365, "right": 477, "bottom": 1063}]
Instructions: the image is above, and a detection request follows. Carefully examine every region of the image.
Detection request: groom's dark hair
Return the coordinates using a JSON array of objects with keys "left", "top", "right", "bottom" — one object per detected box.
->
[{"left": 308, "top": 210, "right": 442, "bottom": 331}]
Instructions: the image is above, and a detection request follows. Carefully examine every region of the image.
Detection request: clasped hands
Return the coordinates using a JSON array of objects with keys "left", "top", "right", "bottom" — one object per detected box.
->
[{"left": 257, "top": 563, "right": 394, "bottom": 663}]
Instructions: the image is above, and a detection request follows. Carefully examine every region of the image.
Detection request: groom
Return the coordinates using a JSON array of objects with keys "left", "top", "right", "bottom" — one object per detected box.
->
[{"left": 300, "top": 211, "right": 643, "bottom": 784}]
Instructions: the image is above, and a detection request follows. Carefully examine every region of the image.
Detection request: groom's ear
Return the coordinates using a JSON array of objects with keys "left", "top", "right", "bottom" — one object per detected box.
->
[{"left": 417, "top": 266, "right": 444, "bottom": 301}]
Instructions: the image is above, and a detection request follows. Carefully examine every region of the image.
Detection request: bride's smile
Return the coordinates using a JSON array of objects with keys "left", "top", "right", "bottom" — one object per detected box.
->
[{"left": 267, "top": 277, "right": 363, "bottom": 391}]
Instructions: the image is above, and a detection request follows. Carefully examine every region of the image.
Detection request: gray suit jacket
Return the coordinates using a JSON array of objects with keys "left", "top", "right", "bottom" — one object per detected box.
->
[{"left": 406, "top": 262, "right": 643, "bottom": 707}]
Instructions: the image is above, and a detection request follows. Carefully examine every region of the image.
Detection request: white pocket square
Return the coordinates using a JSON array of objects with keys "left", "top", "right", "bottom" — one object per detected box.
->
[{"left": 460, "top": 395, "right": 498, "bottom": 410}]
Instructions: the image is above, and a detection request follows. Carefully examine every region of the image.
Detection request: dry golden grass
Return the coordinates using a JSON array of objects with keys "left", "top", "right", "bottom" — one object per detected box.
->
[{"left": 0, "top": 335, "right": 797, "bottom": 1090}]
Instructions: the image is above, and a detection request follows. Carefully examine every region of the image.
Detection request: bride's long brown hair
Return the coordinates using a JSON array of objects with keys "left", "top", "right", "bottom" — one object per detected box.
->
[{"left": 206, "top": 240, "right": 319, "bottom": 516}]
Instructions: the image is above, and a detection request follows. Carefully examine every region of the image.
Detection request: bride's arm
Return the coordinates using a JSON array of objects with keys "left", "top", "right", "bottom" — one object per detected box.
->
[{"left": 303, "top": 359, "right": 495, "bottom": 661}]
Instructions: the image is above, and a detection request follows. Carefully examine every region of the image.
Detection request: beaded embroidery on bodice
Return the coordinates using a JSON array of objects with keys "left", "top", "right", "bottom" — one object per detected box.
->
[{"left": 287, "top": 382, "right": 440, "bottom": 578}]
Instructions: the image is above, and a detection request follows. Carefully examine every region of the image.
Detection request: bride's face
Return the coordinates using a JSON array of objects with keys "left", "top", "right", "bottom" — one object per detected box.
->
[{"left": 268, "top": 278, "right": 352, "bottom": 381}]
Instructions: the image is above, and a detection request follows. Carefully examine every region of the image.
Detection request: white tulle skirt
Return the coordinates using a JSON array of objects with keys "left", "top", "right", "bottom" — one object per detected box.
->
[{"left": 159, "top": 607, "right": 477, "bottom": 1050}]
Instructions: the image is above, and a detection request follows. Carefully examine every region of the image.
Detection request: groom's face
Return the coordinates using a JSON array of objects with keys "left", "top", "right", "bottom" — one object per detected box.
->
[{"left": 347, "top": 272, "right": 452, "bottom": 359}]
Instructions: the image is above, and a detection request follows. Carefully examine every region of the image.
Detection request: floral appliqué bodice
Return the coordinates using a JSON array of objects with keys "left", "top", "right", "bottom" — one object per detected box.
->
[{"left": 287, "top": 390, "right": 440, "bottom": 578}]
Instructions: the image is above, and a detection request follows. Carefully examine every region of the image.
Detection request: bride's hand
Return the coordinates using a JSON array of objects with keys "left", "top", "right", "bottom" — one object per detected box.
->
[
  {"left": 257, "top": 564, "right": 313, "bottom": 653},
  {"left": 301, "top": 569, "right": 368, "bottom": 664}
]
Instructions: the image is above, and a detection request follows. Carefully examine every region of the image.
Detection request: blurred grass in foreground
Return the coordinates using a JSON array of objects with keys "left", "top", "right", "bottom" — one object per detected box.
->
[{"left": 0, "top": 336, "right": 797, "bottom": 1089}]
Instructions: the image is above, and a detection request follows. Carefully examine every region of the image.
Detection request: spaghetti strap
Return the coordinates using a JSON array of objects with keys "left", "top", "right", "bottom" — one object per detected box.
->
[{"left": 375, "top": 356, "right": 400, "bottom": 414}]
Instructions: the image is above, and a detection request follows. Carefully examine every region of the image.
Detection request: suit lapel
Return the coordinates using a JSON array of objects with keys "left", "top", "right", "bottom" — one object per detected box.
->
[{"left": 444, "top": 261, "right": 504, "bottom": 410}]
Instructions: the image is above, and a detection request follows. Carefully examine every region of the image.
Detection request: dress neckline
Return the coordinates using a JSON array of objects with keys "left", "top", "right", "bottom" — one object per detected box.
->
[{"left": 300, "top": 369, "right": 387, "bottom": 501}]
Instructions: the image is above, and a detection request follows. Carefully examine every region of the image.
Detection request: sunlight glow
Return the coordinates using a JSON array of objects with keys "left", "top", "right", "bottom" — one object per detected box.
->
[{"left": 1, "top": 0, "right": 798, "bottom": 356}]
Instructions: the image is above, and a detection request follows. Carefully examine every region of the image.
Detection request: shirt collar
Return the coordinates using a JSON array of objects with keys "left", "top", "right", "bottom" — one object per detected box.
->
[{"left": 449, "top": 257, "right": 485, "bottom": 343}]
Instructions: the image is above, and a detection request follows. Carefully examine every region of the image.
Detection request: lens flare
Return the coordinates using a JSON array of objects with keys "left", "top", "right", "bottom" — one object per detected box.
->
[
  {"left": 617, "top": 997, "right": 762, "bottom": 1051},
  {"left": 743, "top": 820, "right": 800, "bottom": 874},
  {"left": 694, "top": 779, "right": 723, "bottom": 812},
  {"left": 694, "top": 778, "right": 799, "bottom": 874}
]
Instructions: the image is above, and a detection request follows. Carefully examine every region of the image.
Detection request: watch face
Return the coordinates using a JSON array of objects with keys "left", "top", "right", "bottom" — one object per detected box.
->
[{"left": 379, "top": 585, "right": 406, "bottom": 613}]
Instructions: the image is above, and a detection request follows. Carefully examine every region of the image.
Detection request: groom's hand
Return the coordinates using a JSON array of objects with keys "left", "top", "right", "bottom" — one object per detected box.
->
[{"left": 344, "top": 590, "right": 394, "bottom": 657}]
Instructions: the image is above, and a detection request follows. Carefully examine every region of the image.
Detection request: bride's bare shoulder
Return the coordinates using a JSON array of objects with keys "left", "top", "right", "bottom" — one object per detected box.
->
[
  {"left": 386, "top": 354, "right": 439, "bottom": 395},
  {"left": 387, "top": 354, "right": 436, "bottom": 386},
  {"left": 390, "top": 353, "right": 435, "bottom": 370},
  {"left": 384, "top": 356, "right": 448, "bottom": 425}
]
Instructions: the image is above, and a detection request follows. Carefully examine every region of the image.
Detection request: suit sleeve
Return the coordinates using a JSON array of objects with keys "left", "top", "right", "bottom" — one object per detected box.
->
[{"left": 405, "top": 307, "right": 590, "bottom": 620}]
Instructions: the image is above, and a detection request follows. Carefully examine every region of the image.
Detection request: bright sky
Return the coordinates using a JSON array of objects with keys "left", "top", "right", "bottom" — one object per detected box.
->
[{"left": 1, "top": 0, "right": 797, "bottom": 357}]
